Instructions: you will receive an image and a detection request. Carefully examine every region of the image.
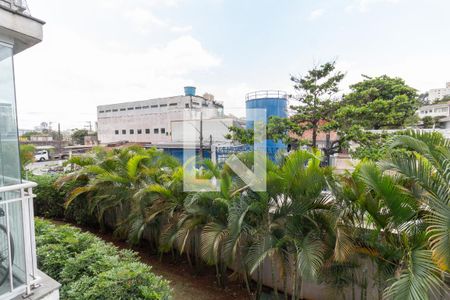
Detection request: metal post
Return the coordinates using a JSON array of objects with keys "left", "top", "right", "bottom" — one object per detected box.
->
[{"left": 199, "top": 111, "right": 203, "bottom": 160}]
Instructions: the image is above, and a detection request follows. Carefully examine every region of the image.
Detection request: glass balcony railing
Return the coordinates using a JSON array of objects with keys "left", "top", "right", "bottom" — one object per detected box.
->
[{"left": 0, "top": 180, "right": 39, "bottom": 299}]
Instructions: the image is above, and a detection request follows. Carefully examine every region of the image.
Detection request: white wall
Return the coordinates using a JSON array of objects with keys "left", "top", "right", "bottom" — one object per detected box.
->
[
  {"left": 97, "top": 95, "right": 224, "bottom": 144},
  {"left": 429, "top": 88, "right": 450, "bottom": 101},
  {"left": 171, "top": 118, "right": 237, "bottom": 143}
]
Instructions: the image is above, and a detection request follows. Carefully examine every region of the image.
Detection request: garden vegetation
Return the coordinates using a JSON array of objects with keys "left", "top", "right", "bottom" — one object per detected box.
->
[
  {"left": 35, "top": 219, "right": 172, "bottom": 300},
  {"left": 32, "top": 131, "right": 450, "bottom": 300}
]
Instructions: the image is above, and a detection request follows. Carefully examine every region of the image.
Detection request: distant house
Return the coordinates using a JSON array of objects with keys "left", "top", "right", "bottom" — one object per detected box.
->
[
  {"left": 418, "top": 101, "right": 450, "bottom": 129},
  {"left": 289, "top": 120, "right": 339, "bottom": 151},
  {"left": 30, "top": 135, "right": 53, "bottom": 142}
]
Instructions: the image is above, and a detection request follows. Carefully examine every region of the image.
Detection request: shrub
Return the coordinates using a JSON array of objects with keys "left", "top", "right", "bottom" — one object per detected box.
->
[
  {"left": 30, "top": 174, "right": 97, "bottom": 227},
  {"left": 35, "top": 219, "right": 171, "bottom": 300},
  {"left": 30, "top": 174, "right": 65, "bottom": 219}
]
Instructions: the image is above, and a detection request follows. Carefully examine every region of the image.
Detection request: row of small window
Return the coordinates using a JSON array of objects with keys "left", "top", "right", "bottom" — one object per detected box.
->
[
  {"left": 420, "top": 107, "right": 449, "bottom": 114},
  {"left": 99, "top": 102, "right": 204, "bottom": 113},
  {"left": 115, "top": 128, "right": 166, "bottom": 135}
]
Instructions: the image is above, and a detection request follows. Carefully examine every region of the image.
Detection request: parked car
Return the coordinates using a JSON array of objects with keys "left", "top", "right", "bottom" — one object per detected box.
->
[{"left": 34, "top": 150, "right": 50, "bottom": 161}]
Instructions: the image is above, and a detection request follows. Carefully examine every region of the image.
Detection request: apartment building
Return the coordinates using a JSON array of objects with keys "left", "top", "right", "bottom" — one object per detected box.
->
[
  {"left": 418, "top": 101, "right": 450, "bottom": 129},
  {"left": 429, "top": 82, "right": 450, "bottom": 102}
]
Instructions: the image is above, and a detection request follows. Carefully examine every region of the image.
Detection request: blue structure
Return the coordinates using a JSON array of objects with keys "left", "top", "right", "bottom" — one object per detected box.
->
[
  {"left": 184, "top": 86, "right": 196, "bottom": 96},
  {"left": 245, "top": 90, "right": 288, "bottom": 160}
]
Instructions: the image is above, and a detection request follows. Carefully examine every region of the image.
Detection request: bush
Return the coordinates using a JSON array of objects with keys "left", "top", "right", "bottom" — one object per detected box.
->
[
  {"left": 30, "top": 174, "right": 65, "bottom": 219},
  {"left": 30, "top": 174, "right": 97, "bottom": 227},
  {"left": 35, "top": 219, "right": 171, "bottom": 300}
]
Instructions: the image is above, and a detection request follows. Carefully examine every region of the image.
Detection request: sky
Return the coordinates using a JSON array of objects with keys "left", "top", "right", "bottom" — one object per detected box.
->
[{"left": 13, "top": 0, "right": 450, "bottom": 130}]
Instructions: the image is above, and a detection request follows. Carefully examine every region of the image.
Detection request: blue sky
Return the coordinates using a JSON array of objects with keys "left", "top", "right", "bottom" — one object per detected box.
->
[{"left": 14, "top": 0, "right": 450, "bottom": 130}]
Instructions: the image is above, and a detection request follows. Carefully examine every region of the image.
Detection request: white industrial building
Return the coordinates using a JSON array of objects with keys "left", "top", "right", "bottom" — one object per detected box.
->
[
  {"left": 97, "top": 87, "right": 241, "bottom": 145},
  {"left": 428, "top": 82, "right": 450, "bottom": 102}
]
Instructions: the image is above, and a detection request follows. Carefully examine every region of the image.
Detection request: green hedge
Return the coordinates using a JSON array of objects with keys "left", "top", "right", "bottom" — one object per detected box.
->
[
  {"left": 30, "top": 174, "right": 97, "bottom": 227},
  {"left": 35, "top": 219, "right": 171, "bottom": 300}
]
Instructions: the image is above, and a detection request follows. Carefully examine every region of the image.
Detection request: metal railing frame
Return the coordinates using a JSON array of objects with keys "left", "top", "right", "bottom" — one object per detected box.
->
[
  {"left": 245, "top": 90, "right": 288, "bottom": 101},
  {"left": 0, "top": 180, "right": 39, "bottom": 300}
]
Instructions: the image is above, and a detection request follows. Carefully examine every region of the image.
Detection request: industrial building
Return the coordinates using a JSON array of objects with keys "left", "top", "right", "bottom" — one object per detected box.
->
[{"left": 97, "top": 87, "right": 238, "bottom": 145}]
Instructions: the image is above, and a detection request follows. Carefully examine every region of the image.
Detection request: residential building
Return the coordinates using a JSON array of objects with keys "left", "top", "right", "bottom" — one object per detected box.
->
[
  {"left": 428, "top": 82, "right": 450, "bottom": 102},
  {"left": 418, "top": 101, "right": 450, "bottom": 129},
  {"left": 97, "top": 87, "right": 229, "bottom": 144},
  {"left": 0, "top": 1, "right": 60, "bottom": 299}
]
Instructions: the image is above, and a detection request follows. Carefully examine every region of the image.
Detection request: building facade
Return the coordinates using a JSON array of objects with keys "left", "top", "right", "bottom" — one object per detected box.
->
[
  {"left": 418, "top": 101, "right": 450, "bottom": 129},
  {"left": 428, "top": 82, "right": 450, "bottom": 102},
  {"left": 97, "top": 88, "right": 229, "bottom": 144},
  {"left": 0, "top": 1, "right": 60, "bottom": 299}
]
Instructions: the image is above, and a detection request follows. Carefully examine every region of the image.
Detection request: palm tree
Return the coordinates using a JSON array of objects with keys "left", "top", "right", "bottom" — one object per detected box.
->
[
  {"left": 243, "top": 150, "right": 332, "bottom": 300},
  {"left": 333, "top": 130, "right": 450, "bottom": 300},
  {"left": 59, "top": 146, "right": 178, "bottom": 239}
]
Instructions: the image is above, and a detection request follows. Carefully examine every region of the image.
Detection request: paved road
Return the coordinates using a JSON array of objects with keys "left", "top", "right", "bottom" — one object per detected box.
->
[{"left": 26, "top": 160, "right": 66, "bottom": 176}]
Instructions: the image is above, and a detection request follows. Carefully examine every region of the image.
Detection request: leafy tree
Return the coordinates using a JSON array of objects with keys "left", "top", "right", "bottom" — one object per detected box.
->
[
  {"left": 418, "top": 92, "right": 430, "bottom": 105},
  {"left": 71, "top": 129, "right": 88, "bottom": 145},
  {"left": 290, "top": 61, "right": 345, "bottom": 148},
  {"left": 332, "top": 75, "right": 419, "bottom": 159},
  {"left": 19, "top": 144, "right": 35, "bottom": 175},
  {"left": 422, "top": 116, "right": 434, "bottom": 128},
  {"left": 337, "top": 75, "right": 419, "bottom": 130},
  {"left": 433, "top": 94, "right": 450, "bottom": 104}
]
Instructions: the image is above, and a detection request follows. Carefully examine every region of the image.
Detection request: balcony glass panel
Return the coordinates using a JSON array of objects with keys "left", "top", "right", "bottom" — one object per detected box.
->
[{"left": 0, "top": 43, "right": 21, "bottom": 186}]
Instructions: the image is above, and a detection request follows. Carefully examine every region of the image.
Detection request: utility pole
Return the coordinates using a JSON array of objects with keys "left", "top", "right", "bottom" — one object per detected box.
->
[
  {"left": 85, "top": 121, "right": 92, "bottom": 132},
  {"left": 199, "top": 111, "right": 203, "bottom": 160},
  {"left": 58, "top": 123, "right": 62, "bottom": 155}
]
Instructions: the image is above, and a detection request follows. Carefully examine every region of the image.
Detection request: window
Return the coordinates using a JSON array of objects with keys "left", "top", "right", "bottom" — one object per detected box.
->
[
  {"left": 192, "top": 101, "right": 199, "bottom": 106},
  {"left": 137, "top": 129, "right": 142, "bottom": 134},
  {"left": 160, "top": 104, "right": 167, "bottom": 107},
  {"left": 99, "top": 110, "right": 105, "bottom": 113},
  {"left": 130, "top": 129, "right": 134, "bottom": 134},
  {"left": 154, "top": 128, "right": 159, "bottom": 134},
  {"left": 127, "top": 107, "right": 134, "bottom": 110},
  {"left": 135, "top": 106, "right": 142, "bottom": 110},
  {"left": 145, "top": 129, "right": 150, "bottom": 134},
  {"left": 151, "top": 105, "right": 158, "bottom": 108},
  {"left": 185, "top": 103, "right": 190, "bottom": 108},
  {"left": 115, "top": 130, "right": 119, "bottom": 135},
  {"left": 112, "top": 109, "right": 118, "bottom": 112},
  {"left": 120, "top": 108, "right": 126, "bottom": 111},
  {"left": 122, "top": 129, "right": 126, "bottom": 134},
  {"left": 105, "top": 110, "right": 111, "bottom": 112},
  {"left": 143, "top": 105, "right": 149, "bottom": 109},
  {"left": 161, "top": 128, "right": 166, "bottom": 134},
  {"left": 169, "top": 103, "right": 177, "bottom": 106}
]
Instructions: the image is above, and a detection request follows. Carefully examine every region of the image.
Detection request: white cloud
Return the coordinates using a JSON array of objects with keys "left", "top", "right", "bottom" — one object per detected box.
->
[
  {"left": 170, "top": 25, "right": 193, "bottom": 33},
  {"left": 308, "top": 8, "right": 325, "bottom": 20},
  {"left": 346, "top": 0, "right": 400, "bottom": 12},
  {"left": 14, "top": 30, "right": 220, "bottom": 129},
  {"left": 124, "top": 8, "right": 168, "bottom": 33}
]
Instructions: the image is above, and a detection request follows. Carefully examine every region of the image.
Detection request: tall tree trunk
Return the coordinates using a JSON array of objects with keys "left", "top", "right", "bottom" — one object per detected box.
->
[
  {"left": 271, "top": 258, "right": 279, "bottom": 300},
  {"left": 292, "top": 268, "right": 297, "bottom": 300},
  {"left": 256, "top": 266, "right": 263, "bottom": 300},
  {"left": 312, "top": 126, "right": 317, "bottom": 149}
]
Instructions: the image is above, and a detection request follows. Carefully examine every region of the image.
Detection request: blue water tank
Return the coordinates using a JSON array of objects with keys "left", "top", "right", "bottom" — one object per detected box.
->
[
  {"left": 184, "top": 86, "right": 196, "bottom": 96},
  {"left": 245, "top": 90, "right": 288, "bottom": 159}
]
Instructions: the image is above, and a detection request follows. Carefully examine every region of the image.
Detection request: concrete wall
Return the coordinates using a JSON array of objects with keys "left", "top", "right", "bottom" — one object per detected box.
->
[{"left": 171, "top": 118, "right": 238, "bottom": 143}]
